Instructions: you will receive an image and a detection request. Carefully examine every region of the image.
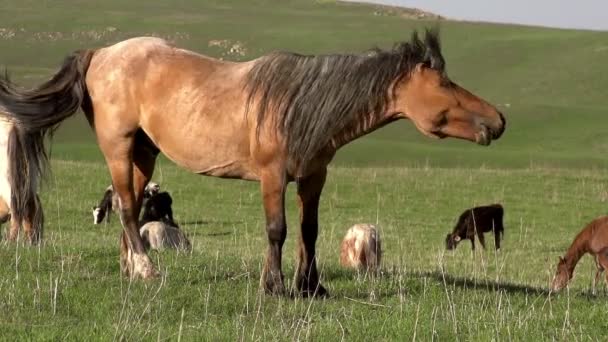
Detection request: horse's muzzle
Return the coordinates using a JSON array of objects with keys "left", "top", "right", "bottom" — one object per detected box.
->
[
  {"left": 492, "top": 111, "right": 506, "bottom": 139},
  {"left": 475, "top": 125, "right": 492, "bottom": 146},
  {"left": 476, "top": 111, "right": 506, "bottom": 146}
]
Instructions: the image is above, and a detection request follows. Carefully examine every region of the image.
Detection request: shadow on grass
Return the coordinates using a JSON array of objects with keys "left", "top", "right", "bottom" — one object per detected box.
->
[
  {"left": 321, "top": 267, "right": 552, "bottom": 297},
  {"left": 409, "top": 270, "right": 552, "bottom": 296}
]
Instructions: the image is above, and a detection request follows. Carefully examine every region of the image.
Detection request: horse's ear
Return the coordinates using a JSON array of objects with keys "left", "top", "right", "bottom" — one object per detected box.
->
[
  {"left": 423, "top": 28, "right": 445, "bottom": 71},
  {"left": 559, "top": 256, "right": 565, "bottom": 263}
]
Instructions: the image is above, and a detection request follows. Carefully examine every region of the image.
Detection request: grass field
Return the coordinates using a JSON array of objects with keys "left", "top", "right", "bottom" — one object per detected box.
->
[{"left": 1, "top": 0, "right": 608, "bottom": 340}]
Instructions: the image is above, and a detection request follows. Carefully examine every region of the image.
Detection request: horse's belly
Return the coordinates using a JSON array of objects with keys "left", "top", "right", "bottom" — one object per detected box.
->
[{"left": 150, "top": 128, "right": 258, "bottom": 181}]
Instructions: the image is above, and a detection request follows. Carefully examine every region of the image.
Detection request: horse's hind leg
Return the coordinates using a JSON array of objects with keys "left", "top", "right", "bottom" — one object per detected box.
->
[
  {"left": 131, "top": 130, "right": 159, "bottom": 216},
  {"left": 21, "top": 194, "right": 43, "bottom": 244},
  {"left": 259, "top": 169, "right": 287, "bottom": 296},
  {"left": 6, "top": 215, "right": 19, "bottom": 241},
  {"left": 294, "top": 168, "right": 327, "bottom": 297},
  {"left": 101, "top": 134, "right": 158, "bottom": 279}
]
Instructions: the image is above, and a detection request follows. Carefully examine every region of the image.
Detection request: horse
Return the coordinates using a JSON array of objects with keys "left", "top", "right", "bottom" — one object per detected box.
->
[
  {"left": 445, "top": 204, "right": 504, "bottom": 251},
  {"left": 0, "top": 29, "right": 505, "bottom": 297},
  {"left": 551, "top": 216, "right": 608, "bottom": 294},
  {"left": 0, "top": 115, "right": 44, "bottom": 244}
]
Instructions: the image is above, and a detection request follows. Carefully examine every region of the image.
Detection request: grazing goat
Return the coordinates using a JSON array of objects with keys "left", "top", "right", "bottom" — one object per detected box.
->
[
  {"left": 92, "top": 182, "right": 160, "bottom": 224},
  {"left": 445, "top": 204, "right": 504, "bottom": 251},
  {"left": 139, "top": 191, "right": 175, "bottom": 226},
  {"left": 140, "top": 221, "right": 191, "bottom": 251},
  {"left": 551, "top": 216, "right": 608, "bottom": 294},
  {"left": 340, "top": 223, "right": 382, "bottom": 271}
]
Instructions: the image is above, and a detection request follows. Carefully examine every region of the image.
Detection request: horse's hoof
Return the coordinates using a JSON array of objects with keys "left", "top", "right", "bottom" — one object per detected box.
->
[
  {"left": 128, "top": 253, "right": 159, "bottom": 280},
  {"left": 264, "top": 283, "right": 287, "bottom": 296},
  {"left": 296, "top": 284, "right": 329, "bottom": 298}
]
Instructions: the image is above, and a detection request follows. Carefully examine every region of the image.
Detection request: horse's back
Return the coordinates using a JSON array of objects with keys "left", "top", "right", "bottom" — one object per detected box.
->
[
  {"left": 587, "top": 216, "right": 608, "bottom": 253},
  {"left": 86, "top": 37, "right": 258, "bottom": 179}
]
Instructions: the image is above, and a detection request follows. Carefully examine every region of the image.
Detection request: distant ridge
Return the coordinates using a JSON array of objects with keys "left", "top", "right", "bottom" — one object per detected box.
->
[{"left": 338, "top": 0, "right": 444, "bottom": 20}]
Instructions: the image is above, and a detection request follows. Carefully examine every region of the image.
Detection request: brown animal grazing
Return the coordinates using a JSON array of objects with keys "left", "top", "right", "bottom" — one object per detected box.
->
[
  {"left": 0, "top": 29, "right": 505, "bottom": 297},
  {"left": 140, "top": 221, "right": 191, "bottom": 252},
  {"left": 551, "top": 216, "right": 608, "bottom": 294},
  {"left": 445, "top": 204, "right": 504, "bottom": 251},
  {"left": 340, "top": 224, "right": 382, "bottom": 271}
]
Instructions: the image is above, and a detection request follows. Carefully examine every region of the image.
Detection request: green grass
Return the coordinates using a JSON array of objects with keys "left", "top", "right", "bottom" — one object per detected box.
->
[
  {"left": 0, "top": 0, "right": 607, "bottom": 169},
  {"left": 1, "top": 0, "right": 608, "bottom": 340},
  {"left": 3, "top": 161, "right": 608, "bottom": 340}
]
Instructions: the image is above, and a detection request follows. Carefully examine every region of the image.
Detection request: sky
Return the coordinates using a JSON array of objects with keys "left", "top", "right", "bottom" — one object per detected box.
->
[{"left": 347, "top": 0, "right": 608, "bottom": 31}]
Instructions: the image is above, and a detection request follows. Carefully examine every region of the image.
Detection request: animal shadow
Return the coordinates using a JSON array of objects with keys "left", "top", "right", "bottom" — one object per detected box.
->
[{"left": 411, "top": 270, "right": 551, "bottom": 296}]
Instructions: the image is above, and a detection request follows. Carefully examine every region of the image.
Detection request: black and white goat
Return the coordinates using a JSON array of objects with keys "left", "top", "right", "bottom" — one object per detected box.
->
[{"left": 92, "top": 182, "right": 160, "bottom": 225}]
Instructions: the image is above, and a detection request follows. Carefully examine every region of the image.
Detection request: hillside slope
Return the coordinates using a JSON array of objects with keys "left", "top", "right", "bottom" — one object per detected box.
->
[{"left": 0, "top": 0, "right": 606, "bottom": 168}]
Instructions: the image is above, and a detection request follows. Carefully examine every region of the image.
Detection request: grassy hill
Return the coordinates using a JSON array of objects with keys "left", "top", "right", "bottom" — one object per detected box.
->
[{"left": 0, "top": 0, "right": 607, "bottom": 169}]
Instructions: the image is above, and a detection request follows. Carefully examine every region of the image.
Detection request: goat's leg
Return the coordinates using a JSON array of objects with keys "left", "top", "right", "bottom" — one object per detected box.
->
[{"left": 477, "top": 231, "right": 486, "bottom": 250}]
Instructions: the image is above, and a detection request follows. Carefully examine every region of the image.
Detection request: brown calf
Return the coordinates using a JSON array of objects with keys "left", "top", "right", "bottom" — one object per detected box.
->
[{"left": 445, "top": 204, "right": 504, "bottom": 251}]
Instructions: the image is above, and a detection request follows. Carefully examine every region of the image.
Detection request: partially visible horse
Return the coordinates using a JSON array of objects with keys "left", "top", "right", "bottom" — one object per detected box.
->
[
  {"left": 0, "top": 29, "right": 505, "bottom": 297},
  {"left": 0, "top": 116, "right": 43, "bottom": 243},
  {"left": 551, "top": 216, "right": 608, "bottom": 294}
]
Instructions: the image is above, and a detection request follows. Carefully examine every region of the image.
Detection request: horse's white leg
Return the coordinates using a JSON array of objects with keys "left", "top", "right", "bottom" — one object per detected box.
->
[{"left": 0, "top": 120, "right": 13, "bottom": 239}]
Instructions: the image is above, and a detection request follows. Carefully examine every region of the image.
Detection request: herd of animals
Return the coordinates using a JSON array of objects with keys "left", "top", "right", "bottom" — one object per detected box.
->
[
  {"left": 91, "top": 182, "right": 190, "bottom": 251},
  {"left": 0, "top": 29, "right": 604, "bottom": 297},
  {"left": 91, "top": 184, "right": 608, "bottom": 295}
]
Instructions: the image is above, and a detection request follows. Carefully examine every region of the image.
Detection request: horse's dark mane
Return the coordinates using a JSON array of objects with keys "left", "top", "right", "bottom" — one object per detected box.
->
[{"left": 244, "top": 29, "right": 445, "bottom": 165}]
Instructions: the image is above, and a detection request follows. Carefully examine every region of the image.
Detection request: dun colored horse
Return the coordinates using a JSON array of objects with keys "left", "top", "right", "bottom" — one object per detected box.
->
[
  {"left": 0, "top": 29, "right": 505, "bottom": 296},
  {"left": 551, "top": 216, "right": 608, "bottom": 294},
  {"left": 0, "top": 116, "right": 43, "bottom": 243}
]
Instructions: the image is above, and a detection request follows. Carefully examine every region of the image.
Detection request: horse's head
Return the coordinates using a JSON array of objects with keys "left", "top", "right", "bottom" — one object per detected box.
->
[
  {"left": 393, "top": 31, "right": 505, "bottom": 146},
  {"left": 445, "top": 233, "right": 461, "bottom": 250},
  {"left": 92, "top": 206, "right": 106, "bottom": 225},
  {"left": 550, "top": 257, "right": 572, "bottom": 292}
]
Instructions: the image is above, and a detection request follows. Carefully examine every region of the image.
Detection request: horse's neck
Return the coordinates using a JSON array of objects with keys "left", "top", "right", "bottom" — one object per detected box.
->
[
  {"left": 564, "top": 233, "right": 590, "bottom": 272},
  {"left": 330, "top": 111, "right": 400, "bottom": 150}
]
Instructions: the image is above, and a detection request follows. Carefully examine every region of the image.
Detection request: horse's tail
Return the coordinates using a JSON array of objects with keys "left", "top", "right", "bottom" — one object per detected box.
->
[
  {"left": 7, "top": 126, "right": 45, "bottom": 243},
  {"left": 0, "top": 49, "right": 96, "bottom": 132}
]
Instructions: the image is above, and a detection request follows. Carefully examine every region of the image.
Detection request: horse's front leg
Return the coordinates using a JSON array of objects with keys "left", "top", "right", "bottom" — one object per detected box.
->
[
  {"left": 260, "top": 171, "right": 287, "bottom": 295},
  {"left": 294, "top": 168, "right": 328, "bottom": 297},
  {"left": 592, "top": 266, "right": 602, "bottom": 295}
]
